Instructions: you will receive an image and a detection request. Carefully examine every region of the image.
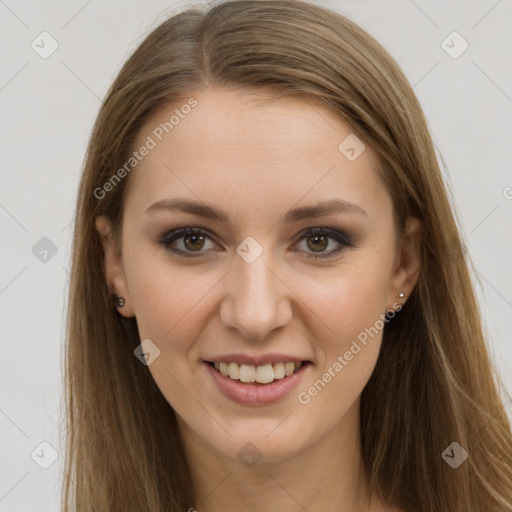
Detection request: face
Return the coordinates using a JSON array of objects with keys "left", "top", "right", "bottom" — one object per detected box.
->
[{"left": 96, "top": 87, "right": 421, "bottom": 466}]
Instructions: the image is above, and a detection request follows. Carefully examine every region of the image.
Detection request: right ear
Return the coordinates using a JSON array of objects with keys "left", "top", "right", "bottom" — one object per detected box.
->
[{"left": 95, "top": 215, "right": 135, "bottom": 317}]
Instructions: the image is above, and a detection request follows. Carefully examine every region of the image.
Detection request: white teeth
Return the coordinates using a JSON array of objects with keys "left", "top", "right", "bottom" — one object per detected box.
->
[
  {"left": 285, "top": 362, "right": 295, "bottom": 376},
  {"left": 228, "top": 362, "right": 239, "bottom": 380},
  {"left": 273, "top": 362, "right": 286, "bottom": 379},
  {"left": 211, "top": 360, "right": 305, "bottom": 384},
  {"left": 219, "top": 362, "right": 229, "bottom": 376},
  {"left": 255, "top": 364, "right": 274, "bottom": 384},
  {"left": 239, "top": 364, "right": 256, "bottom": 383}
]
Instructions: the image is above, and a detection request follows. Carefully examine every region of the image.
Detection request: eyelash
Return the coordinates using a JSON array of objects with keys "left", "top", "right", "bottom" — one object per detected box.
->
[{"left": 158, "top": 226, "right": 353, "bottom": 259}]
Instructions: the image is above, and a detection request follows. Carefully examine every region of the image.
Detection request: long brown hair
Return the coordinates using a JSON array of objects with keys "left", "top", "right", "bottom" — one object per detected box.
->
[{"left": 62, "top": 1, "right": 512, "bottom": 510}]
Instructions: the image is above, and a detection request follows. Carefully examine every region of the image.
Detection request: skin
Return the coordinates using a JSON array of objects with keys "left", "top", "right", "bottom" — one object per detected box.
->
[{"left": 96, "top": 87, "right": 421, "bottom": 512}]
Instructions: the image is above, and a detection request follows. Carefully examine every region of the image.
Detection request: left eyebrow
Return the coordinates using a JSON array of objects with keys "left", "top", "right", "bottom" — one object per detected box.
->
[{"left": 145, "top": 197, "right": 367, "bottom": 225}]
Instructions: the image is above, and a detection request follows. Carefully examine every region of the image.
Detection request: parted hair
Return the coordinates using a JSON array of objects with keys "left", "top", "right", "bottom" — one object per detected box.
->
[{"left": 62, "top": 1, "right": 512, "bottom": 511}]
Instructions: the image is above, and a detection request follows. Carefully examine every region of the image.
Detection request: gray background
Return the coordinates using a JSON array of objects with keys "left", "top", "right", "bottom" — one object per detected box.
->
[{"left": 1, "top": 0, "right": 511, "bottom": 510}]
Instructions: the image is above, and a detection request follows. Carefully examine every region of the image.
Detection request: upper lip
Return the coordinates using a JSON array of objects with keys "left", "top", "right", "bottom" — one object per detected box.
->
[{"left": 204, "top": 353, "right": 311, "bottom": 366}]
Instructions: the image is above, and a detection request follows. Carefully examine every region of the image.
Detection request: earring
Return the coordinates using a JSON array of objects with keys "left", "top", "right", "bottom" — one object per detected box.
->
[
  {"left": 113, "top": 295, "right": 125, "bottom": 308},
  {"left": 398, "top": 292, "right": 405, "bottom": 306}
]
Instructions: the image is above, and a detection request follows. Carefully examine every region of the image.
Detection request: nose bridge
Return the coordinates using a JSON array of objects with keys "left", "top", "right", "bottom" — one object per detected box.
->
[{"left": 221, "top": 243, "right": 291, "bottom": 340}]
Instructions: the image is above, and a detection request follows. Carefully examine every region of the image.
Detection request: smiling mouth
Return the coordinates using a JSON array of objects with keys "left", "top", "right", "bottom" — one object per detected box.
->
[{"left": 205, "top": 360, "right": 311, "bottom": 385}]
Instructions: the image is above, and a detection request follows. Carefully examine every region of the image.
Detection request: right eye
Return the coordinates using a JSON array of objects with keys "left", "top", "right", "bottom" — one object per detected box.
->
[{"left": 158, "top": 227, "right": 220, "bottom": 257}]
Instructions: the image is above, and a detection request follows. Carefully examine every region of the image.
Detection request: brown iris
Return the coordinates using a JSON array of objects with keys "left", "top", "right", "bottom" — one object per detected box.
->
[
  {"left": 306, "top": 234, "right": 328, "bottom": 252},
  {"left": 184, "top": 234, "right": 206, "bottom": 251}
]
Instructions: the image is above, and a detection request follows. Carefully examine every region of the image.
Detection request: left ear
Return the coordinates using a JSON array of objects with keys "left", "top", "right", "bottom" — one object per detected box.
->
[{"left": 387, "top": 215, "right": 422, "bottom": 310}]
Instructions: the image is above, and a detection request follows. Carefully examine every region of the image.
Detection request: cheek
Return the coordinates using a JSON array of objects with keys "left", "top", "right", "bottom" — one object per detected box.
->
[
  {"left": 301, "top": 258, "right": 391, "bottom": 338},
  {"left": 136, "top": 284, "right": 197, "bottom": 339},
  {"left": 125, "top": 255, "right": 217, "bottom": 411},
  {"left": 296, "top": 255, "right": 390, "bottom": 397},
  {"left": 126, "top": 250, "right": 221, "bottom": 353},
  {"left": 295, "top": 275, "right": 386, "bottom": 416}
]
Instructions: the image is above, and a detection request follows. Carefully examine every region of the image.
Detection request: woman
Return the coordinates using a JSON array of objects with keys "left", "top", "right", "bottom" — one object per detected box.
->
[{"left": 62, "top": 1, "right": 512, "bottom": 511}]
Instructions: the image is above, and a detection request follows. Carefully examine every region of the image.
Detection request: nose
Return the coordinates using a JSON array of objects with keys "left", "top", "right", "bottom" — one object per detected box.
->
[{"left": 220, "top": 249, "right": 293, "bottom": 340}]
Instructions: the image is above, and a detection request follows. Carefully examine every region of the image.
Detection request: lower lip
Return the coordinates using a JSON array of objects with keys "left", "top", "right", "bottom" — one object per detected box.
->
[{"left": 204, "top": 361, "right": 311, "bottom": 406}]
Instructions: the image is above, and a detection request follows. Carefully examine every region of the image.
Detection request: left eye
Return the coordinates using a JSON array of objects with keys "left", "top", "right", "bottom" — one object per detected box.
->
[
  {"left": 293, "top": 228, "right": 347, "bottom": 258},
  {"left": 158, "top": 226, "right": 351, "bottom": 259}
]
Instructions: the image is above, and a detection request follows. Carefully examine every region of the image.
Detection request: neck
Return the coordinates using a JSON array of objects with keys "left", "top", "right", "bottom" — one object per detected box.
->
[{"left": 178, "top": 398, "right": 381, "bottom": 512}]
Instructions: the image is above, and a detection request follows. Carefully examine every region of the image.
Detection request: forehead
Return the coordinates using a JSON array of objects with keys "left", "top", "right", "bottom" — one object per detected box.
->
[{"left": 125, "top": 87, "right": 390, "bottom": 227}]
